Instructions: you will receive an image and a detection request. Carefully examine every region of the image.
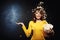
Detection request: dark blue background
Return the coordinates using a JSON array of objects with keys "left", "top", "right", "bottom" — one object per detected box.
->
[{"left": 0, "top": 0, "right": 59, "bottom": 40}]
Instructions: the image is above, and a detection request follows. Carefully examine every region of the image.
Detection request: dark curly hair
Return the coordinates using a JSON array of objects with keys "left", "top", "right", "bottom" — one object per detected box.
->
[{"left": 32, "top": 6, "right": 47, "bottom": 22}]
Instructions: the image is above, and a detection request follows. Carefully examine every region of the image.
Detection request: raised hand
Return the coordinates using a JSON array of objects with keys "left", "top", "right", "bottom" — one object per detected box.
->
[{"left": 16, "top": 22, "right": 24, "bottom": 26}]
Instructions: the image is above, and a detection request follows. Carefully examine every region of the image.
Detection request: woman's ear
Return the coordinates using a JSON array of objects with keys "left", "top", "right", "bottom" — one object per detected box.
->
[{"left": 33, "top": 18, "right": 35, "bottom": 20}]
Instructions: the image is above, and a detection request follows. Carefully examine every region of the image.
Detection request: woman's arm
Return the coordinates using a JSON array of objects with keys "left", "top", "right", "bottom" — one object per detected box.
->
[
  {"left": 22, "top": 21, "right": 32, "bottom": 37},
  {"left": 43, "top": 23, "right": 54, "bottom": 37},
  {"left": 43, "top": 20, "right": 54, "bottom": 37},
  {"left": 16, "top": 21, "right": 32, "bottom": 37},
  {"left": 44, "top": 29, "right": 54, "bottom": 38}
]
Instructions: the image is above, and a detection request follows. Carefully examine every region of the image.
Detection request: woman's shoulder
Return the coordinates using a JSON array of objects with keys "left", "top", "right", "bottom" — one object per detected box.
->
[
  {"left": 29, "top": 20, "right": 47, "bottom": 22},
  {"left": 42, "top": 20, "right": 47, "bottom": 22},
  {"left": 42, "top": 20, "right": 48, "bottom": 23},
  {"left": 29, "top": 20, "right": 34, "bottom": 24},
  {"left": 29, "top": 20, "right": 48, "bottom": 23},
  {"left": 29, "top": 20, "right": 34, "bottom": 23}
]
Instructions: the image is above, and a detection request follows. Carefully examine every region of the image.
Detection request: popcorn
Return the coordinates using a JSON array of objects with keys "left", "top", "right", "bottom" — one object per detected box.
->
[{"left": 44, "top": 24, "right": 53, "bottom": 31}]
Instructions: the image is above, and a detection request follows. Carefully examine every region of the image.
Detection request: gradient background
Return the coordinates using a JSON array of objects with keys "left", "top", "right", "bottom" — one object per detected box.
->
[{"left": 0, "top": 0, "right": 59, "bottom": 40}]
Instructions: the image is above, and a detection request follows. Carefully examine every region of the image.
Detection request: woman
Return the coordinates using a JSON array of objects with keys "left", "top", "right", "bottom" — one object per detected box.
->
[{"left": 16, "top": 4, "right": 54, "bottom": 40}]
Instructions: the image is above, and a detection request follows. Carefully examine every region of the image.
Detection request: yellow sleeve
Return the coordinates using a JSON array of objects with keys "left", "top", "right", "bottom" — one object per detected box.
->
[
  {"left": 22, "top": 21, "right": 32, "bottom": 37},
  {"left": 43, "top": 20, "right": 48, "bottom": 24},
  {"left": 43, "top": 20, "right": 49, "bottom": 37}
]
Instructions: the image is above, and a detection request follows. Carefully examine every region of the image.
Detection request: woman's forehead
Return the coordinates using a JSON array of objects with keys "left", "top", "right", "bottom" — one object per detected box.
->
[{"left": 35, "top": 10, "right": 40, "bottom": 13}]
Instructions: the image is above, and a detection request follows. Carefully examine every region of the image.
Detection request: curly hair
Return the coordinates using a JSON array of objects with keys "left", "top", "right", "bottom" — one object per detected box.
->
[{"left": 32, "top": 6, "right": 47, "bottom": 22}]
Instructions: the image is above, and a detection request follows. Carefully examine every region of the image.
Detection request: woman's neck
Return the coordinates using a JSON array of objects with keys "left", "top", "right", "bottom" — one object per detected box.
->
[{"left": 36, "top": 20, "right": 41, "bottom": 22}]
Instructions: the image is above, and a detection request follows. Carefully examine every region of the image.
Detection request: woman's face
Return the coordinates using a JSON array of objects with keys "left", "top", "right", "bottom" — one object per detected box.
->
[{"left": 35, "top": 10, "right": 42, "bottom": 20}]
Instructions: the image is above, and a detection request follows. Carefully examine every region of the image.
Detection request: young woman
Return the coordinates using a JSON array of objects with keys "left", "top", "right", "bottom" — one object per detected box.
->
[{"left": 16, "top": 4, "right": 54, "bottom": 40}]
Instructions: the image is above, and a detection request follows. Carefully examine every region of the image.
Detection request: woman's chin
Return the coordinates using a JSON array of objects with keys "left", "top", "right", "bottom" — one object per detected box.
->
[
  {"left": 36, "top": 18, "right": 40, "bottom": 20},
  {"left": 36, "top": 17, "right": 41, "bottom": 20}
]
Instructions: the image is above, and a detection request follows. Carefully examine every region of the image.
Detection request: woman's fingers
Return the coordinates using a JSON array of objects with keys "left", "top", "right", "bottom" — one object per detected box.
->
[
  {"left": 16, "top": 22, "right": 24, "bottom": 26},
  {"left": 16, "top": 22, "right": 20, "bottom": 25}
]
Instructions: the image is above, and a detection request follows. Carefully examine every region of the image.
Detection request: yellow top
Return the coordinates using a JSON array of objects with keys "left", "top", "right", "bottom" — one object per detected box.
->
[{"left": 22, "top": 20, "right": 48, "bottom": 40}]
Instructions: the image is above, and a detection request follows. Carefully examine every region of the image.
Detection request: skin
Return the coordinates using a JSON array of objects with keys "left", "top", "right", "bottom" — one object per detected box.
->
[{"left": 34, "top": 10, "right": 42, "bottom": 20}]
